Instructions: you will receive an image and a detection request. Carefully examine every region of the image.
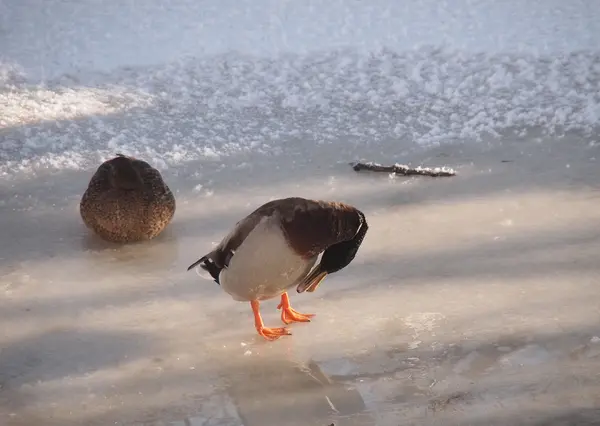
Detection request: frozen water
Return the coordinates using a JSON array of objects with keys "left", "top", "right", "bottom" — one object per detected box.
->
[
  {"left": 2, "top": 0, "right": 600, "bottom": 425},
  {"left": 2, "top": 137, "right": 600, "bottom": 426}
]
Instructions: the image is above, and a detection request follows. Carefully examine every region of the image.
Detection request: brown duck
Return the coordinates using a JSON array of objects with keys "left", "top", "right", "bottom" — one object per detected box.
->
[
  {"left": 187, "top": 197, "right": 368, "bottom": 340},
  {"left": 80, "top": 153, "right": 176, "bottom": 243}
]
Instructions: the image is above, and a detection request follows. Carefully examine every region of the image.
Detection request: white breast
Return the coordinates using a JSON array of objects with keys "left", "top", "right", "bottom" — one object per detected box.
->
[{"left": 219, "top": 215, "right": 318, "bottom": 301}]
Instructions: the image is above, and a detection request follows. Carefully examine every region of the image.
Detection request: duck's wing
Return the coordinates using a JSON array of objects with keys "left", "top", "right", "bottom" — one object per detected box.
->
[
  {"left": 208, "top": 198, "right": 308, "bottom": 264},
  {"left": 277, "top": 198, "right": 364, "bottom": 258},
  {"left": 186, "top": 204, "right": 272, "bottom": 281},
  {"left": 82, "top": 160, "right": 115, "bottom": 194},
  {"left": 128, "top": 159, "right": 169, "bottom": 194},
  {"left": 214, "top": 213, "right": 265, "bottom": 266}
]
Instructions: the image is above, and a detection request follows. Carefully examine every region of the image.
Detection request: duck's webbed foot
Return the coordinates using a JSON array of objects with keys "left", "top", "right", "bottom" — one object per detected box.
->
[
  {"left": 251, "top": 300, "right": 291, "bottom": 341},
  {"left": 277, "top": 292, "right": 315, "bottom": 325}
]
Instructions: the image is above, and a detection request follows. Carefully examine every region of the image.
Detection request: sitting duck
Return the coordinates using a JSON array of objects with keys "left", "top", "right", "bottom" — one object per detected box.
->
[
  {"left": 187, "top": 197, "right": 368, "bottom": 340},
  {"left": 80, "top": 153, "right": 176, "bottom": 243}
]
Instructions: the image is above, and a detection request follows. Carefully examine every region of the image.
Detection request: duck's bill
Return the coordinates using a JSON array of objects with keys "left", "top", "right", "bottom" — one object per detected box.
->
[{"left": 296, "top": 268, "right": 328, "bottom": 293}]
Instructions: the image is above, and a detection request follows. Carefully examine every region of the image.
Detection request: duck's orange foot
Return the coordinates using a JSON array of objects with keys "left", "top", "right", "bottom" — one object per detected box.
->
[
  {"left": 256, "top": 326, "right": 291, "bottom": 341},
  {"left": 277, "top": 292, "right": 316, "bottom": 325},
  {"left": 251, "top": 299, "right": 292, "bottom": 341},
  {"left": 279, "top": 306, "right": 315, "bottom": 325}
]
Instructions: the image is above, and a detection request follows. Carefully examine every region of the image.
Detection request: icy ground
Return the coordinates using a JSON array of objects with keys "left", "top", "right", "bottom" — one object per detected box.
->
[
  {"left": 2, "top": 0, "right": 600, "bottom": 425},
  {"left": 2, "top": 135, "right": 600, "bottom": 426}
]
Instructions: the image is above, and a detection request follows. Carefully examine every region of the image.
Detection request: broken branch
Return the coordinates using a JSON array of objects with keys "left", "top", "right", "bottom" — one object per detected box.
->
[{"left": 350, "top": 161, "right": 456, "bottom": 177}]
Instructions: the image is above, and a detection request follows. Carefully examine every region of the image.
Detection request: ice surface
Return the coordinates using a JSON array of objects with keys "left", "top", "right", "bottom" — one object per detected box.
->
[
  {"left": 2, "top": 137, "right": 600, "bottom": 426},
  {"left": 2, "top": 0, "right": 600, "bottom": 425}
]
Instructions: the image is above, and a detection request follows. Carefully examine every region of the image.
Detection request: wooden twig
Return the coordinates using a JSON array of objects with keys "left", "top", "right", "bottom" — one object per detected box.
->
[{"left": 350, "top": 161, "right": 456, "bottom": 177}]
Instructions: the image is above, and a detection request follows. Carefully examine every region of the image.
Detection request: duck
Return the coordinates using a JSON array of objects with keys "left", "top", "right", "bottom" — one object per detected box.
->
[
  {"left": 80, "top": 153, "right": 176, "bottom": 243},
  {"left": 187, "top": 197, "right": 368, "bottom": 341}
]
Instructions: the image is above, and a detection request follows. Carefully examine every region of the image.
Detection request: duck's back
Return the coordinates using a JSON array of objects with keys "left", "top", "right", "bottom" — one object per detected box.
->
[{"left": 80, "top": 155, "right": 176, "bottom": 243}]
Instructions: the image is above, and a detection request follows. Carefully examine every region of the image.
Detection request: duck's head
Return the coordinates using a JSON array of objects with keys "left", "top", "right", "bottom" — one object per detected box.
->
[
  {"left": 108, "top": 154, "right": 144, "bottom": 191},
  {"left": 295, "top": 243, "right": 352, "bottom": 294},
  {"left": 297, "top": 210, "right": 368, "bottom": 293}
]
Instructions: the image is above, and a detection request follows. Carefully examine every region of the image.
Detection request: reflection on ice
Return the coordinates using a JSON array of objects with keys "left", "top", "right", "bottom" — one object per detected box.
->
[{"left": 223, "top": 357, "right": 369, "bottom": 426}]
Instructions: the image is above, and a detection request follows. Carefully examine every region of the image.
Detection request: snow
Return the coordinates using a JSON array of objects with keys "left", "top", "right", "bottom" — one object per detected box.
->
[
  {"left": 1, "top": 1, "right": 600, "bottom": 176},
  {"left": 2, "top": 48, "right": 599, "bottom": 176},
  {"left": 2, "top": 0, "right": 600, "bottom": 425}
]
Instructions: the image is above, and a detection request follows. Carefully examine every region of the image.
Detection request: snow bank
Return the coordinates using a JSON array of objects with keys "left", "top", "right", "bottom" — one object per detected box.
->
[{"left": 1, "top": 48, "right": 599, "bottom": 176}]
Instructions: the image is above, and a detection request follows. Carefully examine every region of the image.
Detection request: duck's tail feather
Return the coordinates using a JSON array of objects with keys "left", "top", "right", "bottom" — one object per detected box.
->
[
  {"left": 187, "top": 256, "right": 207, "bottom": 271},
  {"left": 187, "top": 254, "right": 222, "bottom": 285}
]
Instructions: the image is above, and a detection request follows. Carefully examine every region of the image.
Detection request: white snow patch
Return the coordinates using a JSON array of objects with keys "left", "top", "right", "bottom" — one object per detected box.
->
[
  {"left": 1, "top": 48, "right": 599, "bottom": 177},
  {"left": 0, "top": 84, "right": 153, "bottom": 128}
]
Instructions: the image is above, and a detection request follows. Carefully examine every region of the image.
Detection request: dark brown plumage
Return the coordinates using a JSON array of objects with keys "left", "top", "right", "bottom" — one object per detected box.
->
[
  {"left": 80, "top": 154, "right": 176, "bottom": 243},
  {"left": 278, "top": 199, "right": 364, "bottom": 259},
  {"left": 199, "top": 198, "right": 364, "bottom": 272}
]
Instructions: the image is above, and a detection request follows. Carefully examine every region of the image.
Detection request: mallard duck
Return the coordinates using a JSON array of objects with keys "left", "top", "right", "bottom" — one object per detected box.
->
[
  {"left": 80, "top": 153, "right": 176, "bottom": 243},
  {"left": 187, "top": 197, "right": 368, "bottom": 340}
]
